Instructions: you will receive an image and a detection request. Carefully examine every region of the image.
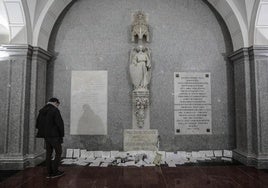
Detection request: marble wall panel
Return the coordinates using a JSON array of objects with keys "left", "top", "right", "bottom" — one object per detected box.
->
[{"left": 48, "top": 0, "right": 234, "bottom": 152}]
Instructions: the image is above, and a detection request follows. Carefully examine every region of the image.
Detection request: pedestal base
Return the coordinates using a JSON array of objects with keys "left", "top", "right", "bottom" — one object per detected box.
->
[
  {"left": 0, "top": 151, "right": 45, "bottom": 170},
  {"left": 123, "top": 129, "right": 158, "bottom": 151}
]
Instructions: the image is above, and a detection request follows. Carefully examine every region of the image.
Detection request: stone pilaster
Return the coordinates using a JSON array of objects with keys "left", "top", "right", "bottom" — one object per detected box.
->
[
  {"left": 0, "top": 45, "right": 52, "bottom": 170},
  {"left": 229, "top": 46, "right": 268, "bottom": 169}
]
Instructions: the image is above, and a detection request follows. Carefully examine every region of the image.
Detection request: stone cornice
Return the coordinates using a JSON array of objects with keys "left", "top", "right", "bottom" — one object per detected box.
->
[
  {"left": 228, "top": 48, "right": 249, "bottom": 62},
  {"left": 248, "top": 46, "right": 268, "bottom": 59},
  {"left": 229, "top": 46, "right": 268, "bottom": 62},
  {"left": 0, "top": 45, "right": 53, "bottom": 61},
  {"left": 32, "top": 47, "right": 53, "bottom": 61}
]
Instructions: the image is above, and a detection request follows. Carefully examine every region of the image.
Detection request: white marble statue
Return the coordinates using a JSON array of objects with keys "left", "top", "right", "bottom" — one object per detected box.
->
[{"left": 129, "top": 45, "right": 151, "bottom": 90}]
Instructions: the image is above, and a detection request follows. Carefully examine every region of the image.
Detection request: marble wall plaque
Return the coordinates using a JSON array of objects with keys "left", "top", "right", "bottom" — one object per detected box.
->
[
  {"left": 124, "top": 129, "right": 158, "bottom": 151},
  {"left": 174, "top": 72, "right": 212, "bottom": 135},
  {"left": 70, "top": 71, "right": 107, "bottom": 135}
]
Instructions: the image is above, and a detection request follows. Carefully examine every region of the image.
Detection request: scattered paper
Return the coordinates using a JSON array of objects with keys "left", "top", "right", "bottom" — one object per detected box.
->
[
  {"left": 177, "top": 151, "right": 187, "bottom": 158},
  {"left": 214, "top": 150, "right": 223, "bottom": 157},
  {"left": 186, "top": 152, "right": 192, "bottom": 158},
  {"left": 192, "top": 151, "right": 201, "bottom": 158},
  {"left": 176, "top": 159, "right": 186, "bottom": 165},
  {"left": 144, "top": 163, "right": 155, "bottom": 167},
  {"left": 85, "top": 151, "right": 94, "bottom": 158},
  {"left": 222, "top": 157, "right": 232, "bottom": 162},
  {"left": 201, "top": 150, "right": 214, "bottom": 157},
  {"left": 166, "top": 152, "right": 177, "bottom": 161},
  {"left": 94, "top": 151, "right": 103, "bottom": 158},
  {"left": 223, "top": 150, "right": 232, "bottom": 158},
  {"left": 85, "top": 158, "right": 96, "bottom": 163},
  {"left": 124, "top": 161, "right": 136, "bottom": 166},
  {"left": 102, "top": 151, "right": 111, "bottom": 158},
  {"left": 102, "top": 158, "right": 114, "bottom": 163},
  {"left": 189, "top": 157, "right": 197, "bottom": 163},
  {"left": 111, "top": 151, "right": 120, "bottom": 158},
  {"left": 167, "top": 161, "right": 176, "bottom": 167},
  {"left": 66, "top": 149, "right": 73, "bottom": 158},
  {"left": 61, "top": 158, "right": 76, "bottom": 165},
  {"left": 62, "top": 149, "right": 233, "bottom": 167},
  {"left": 73, "top": 149, "right": 80, "bottom": 158},
  {"left": 90, "top": 162, "right": 101, "bottom": 167},
  {"left": 100, "top": 162, "right": 110, "bottom": 167},
  {"left": 80, "top": 150, "right": 87, "bottom": 159}
]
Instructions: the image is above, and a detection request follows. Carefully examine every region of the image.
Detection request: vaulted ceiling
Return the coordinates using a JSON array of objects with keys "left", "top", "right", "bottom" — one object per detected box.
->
[{"left": 0, "top": 0, "right": 267, "bottom": 51}]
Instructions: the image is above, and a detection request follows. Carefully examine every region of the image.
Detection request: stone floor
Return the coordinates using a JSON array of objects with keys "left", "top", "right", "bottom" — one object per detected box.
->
[{"left": 1, "top": 165, "right": 268, "bottom": 188}]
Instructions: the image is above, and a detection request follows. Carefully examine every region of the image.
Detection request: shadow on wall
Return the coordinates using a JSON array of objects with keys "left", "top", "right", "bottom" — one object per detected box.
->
[{"left": 75, "top": 104, "right": 105, "bottom": 135}]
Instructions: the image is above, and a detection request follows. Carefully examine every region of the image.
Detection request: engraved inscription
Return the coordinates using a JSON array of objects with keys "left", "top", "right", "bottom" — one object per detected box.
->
[
  {"left": 124, "top": 129, "right": 158, "bottom": 151},
  {"left": 174, "top": 72, "right": 212, "bottom": 135}
]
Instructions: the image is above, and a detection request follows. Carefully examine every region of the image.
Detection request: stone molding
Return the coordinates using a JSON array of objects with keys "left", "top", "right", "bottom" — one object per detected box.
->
[{"left": 1, "top": 45, "right": 53, "bottom": 60}]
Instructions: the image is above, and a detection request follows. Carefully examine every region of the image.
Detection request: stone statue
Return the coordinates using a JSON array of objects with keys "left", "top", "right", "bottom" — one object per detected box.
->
[
  {"left": 129, "top": 45, "right": 151, "bottom": 90},
  {"left": 131, "top": 11, "right": 149, "bottom": 42}
]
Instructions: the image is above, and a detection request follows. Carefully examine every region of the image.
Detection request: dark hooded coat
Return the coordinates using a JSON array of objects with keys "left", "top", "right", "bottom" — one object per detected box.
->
[{"left": 36, "top": 104, "right": 64, "bottom": 138}]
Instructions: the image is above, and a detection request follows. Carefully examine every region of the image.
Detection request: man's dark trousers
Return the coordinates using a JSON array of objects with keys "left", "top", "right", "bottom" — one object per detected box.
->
[{"left": 45, "top": 138, "right": 62, "bottom": 175}]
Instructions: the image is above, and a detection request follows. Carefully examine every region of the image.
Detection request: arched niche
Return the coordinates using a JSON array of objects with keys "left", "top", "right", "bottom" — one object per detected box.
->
[{"left": 46, "top": 0, "right": 235, "bottom": 151}]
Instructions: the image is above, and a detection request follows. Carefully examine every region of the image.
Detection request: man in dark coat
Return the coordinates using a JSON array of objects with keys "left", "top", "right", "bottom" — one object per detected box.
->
[{"left": 36, "top": 97, "right": 65, "bottom": 178}]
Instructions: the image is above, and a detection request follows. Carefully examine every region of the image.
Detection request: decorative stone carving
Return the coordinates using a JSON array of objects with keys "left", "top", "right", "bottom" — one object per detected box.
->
[
  {"left": 129, "top": 45, "right": 151, "bottom": 90},
  {"left": 131, "top": 11, "right": 149, "bottom": 42},
  {"left": 132, "top": 90, "right": 150, "bottom": 129},
  {"left": 135, "top": 96, "right": 149, "bottom": 128}
]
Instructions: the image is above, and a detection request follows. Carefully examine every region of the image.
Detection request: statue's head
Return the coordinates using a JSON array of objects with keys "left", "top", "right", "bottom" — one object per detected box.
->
[{"left": 136, "top": 45, "right": 144, "bottom": 52}]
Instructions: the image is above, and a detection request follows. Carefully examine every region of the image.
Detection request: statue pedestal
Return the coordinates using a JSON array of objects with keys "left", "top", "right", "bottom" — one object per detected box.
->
[
  {"left": 132, "top": 90, "right": 150, "bottom": 129},
  {"left": 126, "top": 12, "right": 156, "bottom": 151},
  {"left": 123, "top": 129, "right": 158, "bottom": 151},
  {"left": 124, "top": 90, "right": 157, "bottom": 151}
]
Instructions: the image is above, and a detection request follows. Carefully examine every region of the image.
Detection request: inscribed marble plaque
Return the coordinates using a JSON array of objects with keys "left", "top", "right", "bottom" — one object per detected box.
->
[
  {"left": 124, "top": 129, "right": 158, "bottom": 151},
  {"left": 174, "top": 72, "right": 212, "bottom": 135},
  {"left": 70, "top": 71, "right": 107, "bottom": 135}
]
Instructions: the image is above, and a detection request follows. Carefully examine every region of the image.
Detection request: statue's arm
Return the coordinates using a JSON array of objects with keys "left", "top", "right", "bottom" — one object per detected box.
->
[{"left": 130, "top": 49, "right": 136, "bottom": 65}]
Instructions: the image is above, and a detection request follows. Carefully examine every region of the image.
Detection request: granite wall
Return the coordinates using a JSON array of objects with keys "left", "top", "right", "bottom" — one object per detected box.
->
[{"left": 48, "top": 0, "right": 235, "bottom": 152}]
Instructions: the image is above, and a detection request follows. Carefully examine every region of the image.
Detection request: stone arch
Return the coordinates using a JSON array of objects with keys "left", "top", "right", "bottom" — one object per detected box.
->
[
  {"left": 33, "top": 0, "right": 250, "bottom": 51},
  {"left": 248, "top": 0, "right": 261, "bottom": 46},
  {"left": 207, "top": 0, "right": 248, "bottom": 50},
  {"left": 32, "top": 0, "right": 72, "bottom": 50},
  {"left": 3, "top": 0, "right": 268, "bottom": 50}
]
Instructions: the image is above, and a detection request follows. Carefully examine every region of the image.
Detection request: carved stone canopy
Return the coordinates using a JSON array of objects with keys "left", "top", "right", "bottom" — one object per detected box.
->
[{"left": 131, "top": 11, "right": 149, "bottom": 43}]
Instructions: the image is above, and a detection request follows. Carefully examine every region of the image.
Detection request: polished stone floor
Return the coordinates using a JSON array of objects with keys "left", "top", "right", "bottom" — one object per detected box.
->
[{"left": 1, "top": 165, "right": 268, "bottom": 188}]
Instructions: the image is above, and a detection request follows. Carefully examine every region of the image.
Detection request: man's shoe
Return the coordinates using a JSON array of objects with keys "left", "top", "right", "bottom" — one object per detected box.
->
[{"left": 50, "top": 171, "right": 64, "bottom": 178}]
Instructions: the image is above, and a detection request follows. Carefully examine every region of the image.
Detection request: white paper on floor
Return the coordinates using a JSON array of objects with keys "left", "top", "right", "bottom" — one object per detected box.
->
[
  {"left": 214, "top": 150, "right": 223, "bottom": 157},
  {"left": 73, "top": 149, "right": 80, "bottom": 158},
  {"left": 66, "top": 149, "right": 74, "bottom": 158},
  {"left": 63, "top": 149, "right": 233, "bottom": 167},
  {"left": 223, "top": 150, "right": 232, "bottom": 158},
  {"left": 80, "top": 149, "right": 87, "bottom": 159}
]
